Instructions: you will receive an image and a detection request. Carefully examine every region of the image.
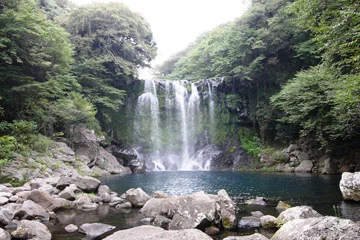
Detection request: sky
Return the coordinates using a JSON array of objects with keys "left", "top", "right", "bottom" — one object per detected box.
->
[{"left": 70, "top": 0, "right": 251, "bottom": 67}]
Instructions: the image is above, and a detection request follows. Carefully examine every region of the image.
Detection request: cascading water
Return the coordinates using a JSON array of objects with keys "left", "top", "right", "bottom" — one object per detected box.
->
[{"left": 135, "top": 79, "right": 219, "bottom": 171}]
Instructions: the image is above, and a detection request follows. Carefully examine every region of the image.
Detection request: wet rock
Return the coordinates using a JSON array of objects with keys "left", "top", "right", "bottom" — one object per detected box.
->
[
  {"left": 139, "top": 217, "right": 154, "bottom": 225},
  {"left": 224, "top": 233, "right": 269, "bottom": 240},
  {"left": 245, "top": 197, "right": 267, "bottom": 206},
  {"left": 79, "top": 223, "right": 116, "bottom": 238},
  {"left": 15, "top": 200, "right": 50, "bottom": 221},
  {"left": 115, "top": 202, "right": 132, "bottom": 209},
  {"left": 0, "top": 228, "right": 11, "bottom": 240},
  {"left": 260, "top": 215, "right": 277, "bottom": 228},
  {"left": 11, "top": 220, "right": 51, "bottom": 240},
  {"left": 153, "top": 215, "right": 171, "bottom": 230},
  {"left": 339, "top": 172, "right": 360, "bottom": 201},
  {"left": 277, "top": 206, "right": 322, "bottom": 224},
  {"left": 205, "top": 226, "right": 220, "bottom": 235},
  {"left": 126, "top": 188, "right": 151, "bottom": 208},
  {"left": 103, "top": 225, "right": 212, "bottom": 240},
  {"left": 238, "top": 216, "right": 261, "bottom": 228},
  {"left": 75, "top": 176, "right": 100, "bottom": 193},
  {"left": 271, "top": 216, "right": 360, "bottom": 240},
  {"left": 275, "top": 201, "right": 291, "bottom": 211},
  {"left": 250, "top": 211, "right": 264, "bottom": 218},
  {"left": 295, "top": 160, "right": 313, "bottom": 173},
  {"left": 82, "top": 203, "right": 98, "bottom": 210},
  {"left": 64, "top": 224, "right": 78, "bottom": 233}
]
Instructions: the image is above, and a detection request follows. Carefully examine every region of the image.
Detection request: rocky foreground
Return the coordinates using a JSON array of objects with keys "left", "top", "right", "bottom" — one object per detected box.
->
[{"left": 0, "top": 172, "right": 359, "bottom": 239}]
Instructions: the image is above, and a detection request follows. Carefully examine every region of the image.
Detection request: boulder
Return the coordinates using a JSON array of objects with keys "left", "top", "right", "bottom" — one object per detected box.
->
[
  {"left": 126, "top": 188, "right": 151, "bottom": 208},
  {"left": 15, "top": 200, "right": 50, "bottom": 221},
  {"left": 238, "top": 216, "right": 261, "bottom": 228},
  {"left": 245, "top": 197, "right": 267, "bottom": 206},
  {"left": 64, "top": 224, "right": 78, "bottom": 233},
  {"left": 56, "top": 176, "right": 74, "bottom": 190},
  {"left": 96, "top": 148, "right": 125, "bottom": 174},
  {"left": 103, "top": 225, "right": 212, "bottom": 240},
  {"left": 277, "top": 206, "right": 322, "bottom": 225},
  {"left": 28, "top": 189, "right": 74, "bottom": 211},
  {"left": 58, "top": 184, "right": 81, "bottom": 201},
  {"left": 339, "top": 172, "right": 360, "bottom": 201},
  {"left": 224, "top": 234, "right": 269, "bottom": 240},
  {"left": 216, "top": 189, "right": 236, "bottom": 229},
  {"left": 271, "top": 216, "right": 360, "bottom": 240},
  {"left": 260, "top": 215, "right": 277, "bottom": 228},
  {"left": 318, "top": 156, "right": 337, "bottom": 174},
  {"left": 79, "top": 223, "right": 116, "bottom": 238},
  {"left": 0, "top": 197, "right": 8, "bottom": 205},
  {"left": 11, "top": 220, "right": 51, "bottom": 240},
  {"left": 0, "top": 208, "right": 13, "bottom": 225},
  {"left": 295, "top": 160, "right": 313, "bottom": 173},
  {"left": 0, "top": 192, "right": 12, "bottom": 198},
  {"left": 75, "top": 176, "right": 100, "bottom": 193},
  {"left": 205, "top": 226, "right": 220, "bottom": 235},
  {"left": 0, "top": 228, "right": 11, "bottom": 240}
]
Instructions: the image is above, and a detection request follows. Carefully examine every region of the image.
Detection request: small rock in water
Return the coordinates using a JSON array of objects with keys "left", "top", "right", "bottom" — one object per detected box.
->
[
  {"left": 276, "top": 201, "right": 291, "bottom": 211},
  {"left": 65, "top": 224, "right": 78, "bottom": 233},
  {"left": 245, "top": 197, "right": 267, "bottom": 206},
  {"left": 79, "top": 223, "right": 115, "bottom": 238},
  {"left": 223, "top": 233, "right": 269, "bottom": 240},
  {"left": 82, "top": 203, "right": 98, "bottom": 210},
  {"left": 139, "top": 217, "right": 154, "bottom": 225},
  {"left": 205, "top": 226, "right": 220, "bottom": 235},
  {"left": 238, "top": 216, "right": 261, "bottom": 228},
  {"left": 115, "top": 202, "right": 132, "bottom": 209}
]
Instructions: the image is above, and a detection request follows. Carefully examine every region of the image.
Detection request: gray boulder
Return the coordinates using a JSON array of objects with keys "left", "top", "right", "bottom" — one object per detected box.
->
[
  {"left": 96, "top": 148, "right": 125, "bottom": 174},
  {"left": 75, "top": 176, "right": 100, "bottom": 193},
  {"left": 0, "top": 228, "right": 11, "bottom": 240},
  {"left": 238, "top": 216, "right": 261, "bottom": 228},
  {"left": 116, "top": 202, "right": 132, "bottom": 209},
  {"left": 0, "top": 207, "right": 13, "bottom": 225},
  {"left": 153, "top": 215, "right": 171, "bottom": 230},
  {"left": 339, "top": 172, "right": 360, "bottom": 201},
  {"left": 56, "top": 176, "right": 74, "bottom": 190},
  {"left": 11, "top": 220, "right": 51, "bottom": 240},
  {"left": 58, "top": 184, "right": 81, "bottom": 200},
  {"left": 103, "top": 225, "right": 212, "bottom": 240},
  {"left": 271, "top": 216, "right": 360, "bottom": 240},
  {"left": 224, "top": 233, "right": 269, "bottom": 240},
  {"left": 15, "top": 200, "right": 50, "bottom": 221},
  {"left": 79, "top": 223, "right": 116, "bottom": 238},
  {"left": 28, "top": 189, "right": 74, "bottom": 211},
  {"left": 0, "top": 197, "right": 8, "bottom": 205},
  {"left": 275, "top": 201, "right": 291, "bottom": 211},
  {"left": 277, "top": 206, "right": 322, "bottom": 224},
  {"left": 126, "top": 188, "right": 151, "bottom": 208},
  {"left": 250, "top": 211, "right": 264, "bottom": 218},
  {"left": 215, "top": 189, "right": 236, "bottom": 229},
  {"left": 295, "top": 160, "right": 313, "bottom": 173}
]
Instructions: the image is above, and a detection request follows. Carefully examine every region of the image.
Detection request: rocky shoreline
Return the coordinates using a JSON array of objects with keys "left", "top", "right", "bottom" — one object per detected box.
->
[{"left": 0, "top": 171, "right": 359, "bottom": 239}]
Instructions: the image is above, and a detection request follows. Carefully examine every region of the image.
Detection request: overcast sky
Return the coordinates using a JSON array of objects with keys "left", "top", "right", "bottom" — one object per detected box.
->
[{"left": 70, "top": 0, "right": 251, "bottom": 67}]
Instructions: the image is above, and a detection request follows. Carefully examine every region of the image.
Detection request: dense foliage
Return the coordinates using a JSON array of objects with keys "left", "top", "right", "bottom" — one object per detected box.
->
[
  {"left": 0, "top": 0, "right": 156, "bottom": 164},
  {"left": 156, "top": 0, "right": 360, "bottom": 153}
]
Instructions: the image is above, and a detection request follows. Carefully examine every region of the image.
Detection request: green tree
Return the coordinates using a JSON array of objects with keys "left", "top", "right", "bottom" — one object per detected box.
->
[{"left": 66, "top": 2, "right": 157, "bottom": 126}]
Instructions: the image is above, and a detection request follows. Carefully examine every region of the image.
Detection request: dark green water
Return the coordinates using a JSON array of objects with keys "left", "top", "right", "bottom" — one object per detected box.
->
[{"left": 51, "top": 171, "right": 360, "bottom": 239}]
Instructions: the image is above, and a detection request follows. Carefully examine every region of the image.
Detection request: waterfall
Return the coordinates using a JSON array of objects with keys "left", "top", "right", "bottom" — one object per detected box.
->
[{"left": 135, "top": 79, "right": 219, "bottom": 171}]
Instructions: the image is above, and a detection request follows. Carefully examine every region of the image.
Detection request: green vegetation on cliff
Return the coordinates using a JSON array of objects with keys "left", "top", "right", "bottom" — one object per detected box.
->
[{"left": 156, "top": 0, "right": 360, "bottom": 155}]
